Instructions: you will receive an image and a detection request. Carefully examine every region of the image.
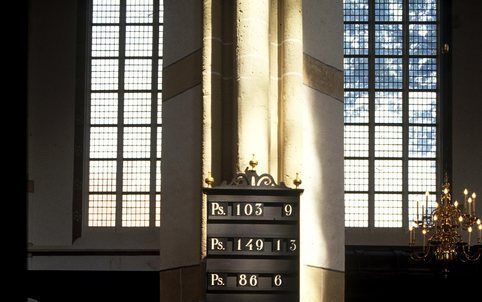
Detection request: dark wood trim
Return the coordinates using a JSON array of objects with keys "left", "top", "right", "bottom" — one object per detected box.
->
[
  {"left": 149, "top": 0, "right": 160, "bottom": 228},
  {"left": 12, "top": 1, "right": 28, "bottom": 301},
  {"left": 439, "top": 0, "right": 453, "bottom": 181},
  {"left": 367, "top": 0, "right": 375, "bottom": 228},
  {"left": 72, "top": 0, "right": 89, "bottom": 243},
  {"left": 28, "top": 249, "right": 160, "bottom": 256},
  {"left": 116, "top": 0, "right": 127, "bottom": 228},
  {"left": 402, "top": 0, "right": 409, "bottom": 229},
  {"left": 27, "top": 270, "right": 159, "bottom": 302},
  {"left": 345, "top": 243, "right": 482, "bottom": 302},
  {"left": 160, "top": 263, "right": 202, "bottom": 272}
]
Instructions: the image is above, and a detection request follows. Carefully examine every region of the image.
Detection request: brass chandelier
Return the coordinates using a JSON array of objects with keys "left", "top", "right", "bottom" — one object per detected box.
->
[{"left": 409, "top": 175, "right": 481, "bottom": 262}]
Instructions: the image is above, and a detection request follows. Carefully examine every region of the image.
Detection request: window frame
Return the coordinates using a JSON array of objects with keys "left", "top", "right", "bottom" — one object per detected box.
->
[
  {"left": 343, "top": 0, "right": 444, "bottom": 236},
  {"left": 73, "top": 0, "right": 164, "bottom": 243}
]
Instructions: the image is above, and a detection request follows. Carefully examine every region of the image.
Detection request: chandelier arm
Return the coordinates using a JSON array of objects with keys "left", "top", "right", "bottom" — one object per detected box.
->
[
  {"left": 409, "top": 244, "right": 432, "bottom": 261},
  {"left": 461, "top": 245, "right": 482, "bottom": 262}
]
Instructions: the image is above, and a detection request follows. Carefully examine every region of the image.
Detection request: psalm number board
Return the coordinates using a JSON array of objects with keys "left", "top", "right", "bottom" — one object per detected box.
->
[{"left": 203, "top": 169, "right": 303, "bottom": 302}]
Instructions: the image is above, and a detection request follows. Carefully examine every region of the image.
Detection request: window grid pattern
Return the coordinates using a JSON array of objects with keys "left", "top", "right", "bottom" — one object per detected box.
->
[
  {"left": 125, "top": 26, "right": 153, "bottom": 56},
  {"left": 89, "top": 127, "right": 118, "bottom": 158},
  {"left": 409, "top": 24, "right": 437, "bottom": 55},
  {"left": 374, "top": 126, "right": 403, "bottom": 157},
  {"left": 375, "top": 91, "right": 402, "bottom": 123},
  {"left": 344, "top": 57, "right": 369, "bottom": 89},
  {"left": 375, "top": 57, "right": 403, "bottom": 89},
  {"left": 87, "top": 0, "right": 163, "bottom": 227},
  {"left": 409, "top": 57, "right": 437, "bottom": 89},
  {"left": 91, "top": 59, "right": 119, "bottom": 90},
  {"left": 123, "top": 127, "right": 151, "bottom": 158},
  {"left": 344, "top": 91, "right": 369, "bottom": 123},
  {"left": 374, "top": 0, "right": 403, "bottom": 22},
  {"left": 408, "top": 0, "right": 436, "bottom": 22},
  {"left": 345, "top": 160, "right": 369, "bottom": 192},
  {"left": 409, "top": 91, "right": 436, "bottom": 124},
  {"left": 122, "top": 194, "right": 150, "bottom": 227},
  {"left": 344, "top": 0, "right": 439, "bottom": 228},
  {"left": 89, "top": 161, "right": 117, "bottom": 192},
  {"left": 92, "top": 0, "right": 120, "bottom": 24},
  {"left": 155, "top": 195, "right": 161, "bottom": 227},
  {"left": 375, "top": 24, "right": 403, "bottom": 55},
  {"left": 156, "top": 160, "right": 161, "bottom": 192},
  {"left": 92, "top": 26, "right": 119, "bottom": 57},
  {"left": 345, "top": 194, "right": 369, "bottom": 227},
  {"left": 344, "top": 24, "right": 369, "bottom": 55},
  {"left": 124, "top": 93, "right": 152, "bottom": 124},
  {"left": 374, "top": 194, "right": 403, "bottom": 227},
  {"left": 344, "top": 0, "right": 369, "bottom": 22},
  {"left": 409, "top": 126, "right": 436, "bottom": 158},
  {"left": 344, "top": 125, "right": 369, "bottom": 157},
  {"left": 88, "top": 194, "right": 116, "bottom": 226},
  {"left": 91, "top": 93, "right": 118, "bottom": 124}
]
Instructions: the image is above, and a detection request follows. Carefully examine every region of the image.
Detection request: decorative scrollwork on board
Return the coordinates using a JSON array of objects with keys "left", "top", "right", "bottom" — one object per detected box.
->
[{"left": 226, "top": 167, "right": 287, "bottom": 188}]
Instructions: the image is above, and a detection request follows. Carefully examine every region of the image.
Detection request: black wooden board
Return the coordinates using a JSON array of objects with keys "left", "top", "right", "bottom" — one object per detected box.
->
[{"left": 203, "top": 171, "right": 302, "bottom": 302}]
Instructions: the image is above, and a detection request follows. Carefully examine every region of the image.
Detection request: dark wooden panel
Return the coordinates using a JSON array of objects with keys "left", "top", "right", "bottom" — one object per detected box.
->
[
  {"left": 208, "top": 194, "right": 299, "bottom": 202},
  {"left": 206, "top": 293, "right": 298, "bottom": 302},
  {"left": 203, "top": 172, "right": 302, "bottom": 301},
  {"left": 27, "top": 271, "right": 159, "bottom": 302},
  {"left": 204, "top": 188, "right": 303, "bottom": 197},
  {"left": 206, "top": 258, "right": 298, "bottom": 273},
  {"left": 208, "top": 200, "right": 299, "bottom": 222},
  {"left": 206, "top": 272, "right": 298, "bottom": 292},
  {"left": 207, "top": 237, "right": 298, "bottom": 257},
  {"left": 208, "top": 223, "right": 297, "bottom": 238}
]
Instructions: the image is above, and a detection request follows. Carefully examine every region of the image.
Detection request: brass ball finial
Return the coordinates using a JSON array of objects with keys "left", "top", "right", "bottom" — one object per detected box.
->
[
  {"left": 293, "top": 172, "right": 302, "bottom": 188},
  {"left": 442, "top": 43, "right": 450, "bottom": 54},
  {"left": 249, "top": 154, "right": 258, "bottom": 170},
  {"left": 204, "top": 172, "right": 214, "bottom": 188}
]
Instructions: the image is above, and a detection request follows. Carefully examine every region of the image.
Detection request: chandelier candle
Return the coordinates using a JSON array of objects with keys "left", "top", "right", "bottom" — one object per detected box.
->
[
  {"left": 472, "top": 192, "right": 476, "bottom": 214},
  {"left": 468, "top": 197, "right": 473, "bottom": 215},
  {"left": 422, "top": 206, "right": 425, "bottom": 226},
  {"left": 416, "top": 201, "right": 419, "bottom": 222},
  {"left": 468, "top": 227, "right": 472, "bottom": 246},
  {"left": 479, "top": 222, "right": 482, "bottom": 243},
  {"left": 425, "top": 191, "right": 429, "bottom": 218}
]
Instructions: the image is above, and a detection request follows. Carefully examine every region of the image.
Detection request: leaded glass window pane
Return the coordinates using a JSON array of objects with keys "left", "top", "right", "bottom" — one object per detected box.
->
[
  {"left": 87, "top": 0, "right": 164, "bottom": 228},
  {"left": 344, "top": 0, "right": 439, "bottom": 228}
]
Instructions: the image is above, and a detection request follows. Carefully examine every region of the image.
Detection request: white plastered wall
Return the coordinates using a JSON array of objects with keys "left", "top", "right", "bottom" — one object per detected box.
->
[{"left": 301, "top": 0, "right": 345, "bottom": 273}]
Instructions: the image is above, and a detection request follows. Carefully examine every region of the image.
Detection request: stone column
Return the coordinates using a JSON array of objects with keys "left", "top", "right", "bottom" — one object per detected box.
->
[
  {"left": 201, "top": 0, "right": 213, "bottom": 260},
  {"left": 280, "top": 0, "right": 303, "bottom": 184},
  {"left": 201, "top": 0, "right": 224, "bottom": 259},
  {"left": 268, "top": 0, "right": 279, "bottom": 180},
  {"left": 235, "top": 0, "right": 270, "bottom": 173}
]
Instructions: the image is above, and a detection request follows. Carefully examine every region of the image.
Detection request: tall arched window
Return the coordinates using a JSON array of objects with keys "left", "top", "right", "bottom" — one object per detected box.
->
[
  {"left": 84, "top": 0, "right": 163, "bottom": 228},
  {"left": 344, "top": 0, "right": 439, "bottom": 228}
]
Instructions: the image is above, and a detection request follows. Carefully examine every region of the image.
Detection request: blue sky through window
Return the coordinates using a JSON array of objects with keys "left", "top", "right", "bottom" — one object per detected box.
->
[{"left": 343, "top": 0, "right": 438, "bottom": 228}]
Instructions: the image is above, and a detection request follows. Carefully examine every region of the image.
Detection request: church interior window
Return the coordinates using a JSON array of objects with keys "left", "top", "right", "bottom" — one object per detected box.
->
[
  {"left": 86, "top": 0, "right": 163, "bottom": 227},
  {"left": 343, "top": 0, "right": 439, "bottom": 228}
]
